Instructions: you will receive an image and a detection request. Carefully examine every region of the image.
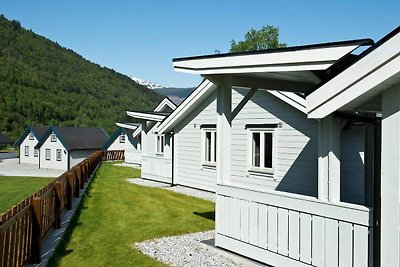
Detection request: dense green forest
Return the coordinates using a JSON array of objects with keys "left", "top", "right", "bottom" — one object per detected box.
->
[{"left": 0, "top": 15, "right": 163, "bottom": 141}]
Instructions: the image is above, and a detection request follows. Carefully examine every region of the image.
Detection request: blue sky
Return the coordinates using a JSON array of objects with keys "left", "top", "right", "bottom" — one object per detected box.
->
[{"left": 0, "top": 1, "right": 399, "bottom": 87}]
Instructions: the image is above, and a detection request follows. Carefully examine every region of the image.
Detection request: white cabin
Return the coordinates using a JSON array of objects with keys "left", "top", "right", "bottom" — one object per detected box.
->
[
  {"left": 16, "top": 126, "right": 49, "bottom": 165},
  {"left": 127, "top": 98, "right": 177, "bottom": 183},
  {"left": 103, "top": 123, "right": 142, "bottom": 166},
  {"left": 35, "top": 126, "right": 109, "bottom": 170},
  {"left": 171, "top": 28, "right": 394, "bottom": 266}
]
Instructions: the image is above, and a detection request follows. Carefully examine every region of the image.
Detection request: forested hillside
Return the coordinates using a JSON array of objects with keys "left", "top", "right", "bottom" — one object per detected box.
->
[{"left": 0, "top": 15, "right": 163, "bottom": 140}]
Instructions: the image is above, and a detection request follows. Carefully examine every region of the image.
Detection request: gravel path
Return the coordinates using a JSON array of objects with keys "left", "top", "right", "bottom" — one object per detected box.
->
[
  {"left": 127, "top": 178, "right": 215, "bottom": 202},
  {"left": 135, "top": 231, "right": 260, "bottom": 267}
]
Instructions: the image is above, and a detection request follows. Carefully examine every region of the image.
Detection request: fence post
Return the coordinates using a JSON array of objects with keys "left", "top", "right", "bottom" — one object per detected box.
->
[
  {"left": 66, "top": 175, "right": 72, "bottom": 210},
  {"left": 30, "top": 197, "right": 42, "bottom": 264},
  {"left": 54, "top": 182, "right": 62, "bottom": 229}
]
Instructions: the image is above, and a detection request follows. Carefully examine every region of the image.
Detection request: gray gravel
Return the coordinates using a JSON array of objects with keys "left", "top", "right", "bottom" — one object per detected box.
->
[
  {"left": 0, "top": 158, "right": 64, "bottom": 177},
  {"left": 135, "top": 231, "right": 253, "bottom": 267},
  {"left": 127, "top": 178, "right": 215, "bottom": 202}
]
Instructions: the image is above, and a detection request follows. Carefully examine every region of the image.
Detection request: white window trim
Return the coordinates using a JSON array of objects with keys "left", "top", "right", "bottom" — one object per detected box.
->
[
  {"left": 34, "top": 149, "right": 38, "bottom": 157},
  {"left": 29, "top": 133, "right": 34, "bottom": 140},
  {"left": 45, "top": 149, "right": 51, "bottom": 160},
  {"left": 56, "top": 149, "right": 62, "bottom": 161},
  {"left": 24, "top": 146, "right": 29, "bottom": 157},
  {"left": 202, "top": 128, "right": 217, "bottom": 167},
  {"left": 247, "top": 128, "right": 276, "bottom": 176},
  {"left": 119, "top": 134, "right": 126, "bottom": 143},
  {"left": 156, "top": 134, "right": 165, "bottom": 156},
  {"left": 51, "top": 133, "right": 57, "bottom": 142}
]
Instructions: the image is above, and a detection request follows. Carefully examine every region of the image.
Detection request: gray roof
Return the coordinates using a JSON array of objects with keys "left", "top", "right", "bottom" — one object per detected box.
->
[
  {"left": 31, "top": 126, "right": 50, "bottom": 139},
  {"left": 0, "top": 133, "right": 13, "bottom": 144},
  {"left": 36, "top": 126, "right": 109, "bottom": 151}
]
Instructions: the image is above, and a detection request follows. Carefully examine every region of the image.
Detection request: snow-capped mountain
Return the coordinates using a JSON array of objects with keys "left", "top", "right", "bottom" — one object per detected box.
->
[{"left": 130, "top": 76, "right": 163, "bottom": 90}]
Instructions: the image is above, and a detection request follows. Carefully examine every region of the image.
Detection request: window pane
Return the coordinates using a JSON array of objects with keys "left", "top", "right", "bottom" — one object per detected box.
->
[
  {"left": 205, "top": 132, "right": 211, "bottom": 161},
  {"left": 252, "top": 133, "right": 260, "bottom": 167},
  {"left": 161, "top": 136, "right": 164, "bottom": 153},
  {"left": 264, "top": 133, "right": 273, "bottom": 168}
]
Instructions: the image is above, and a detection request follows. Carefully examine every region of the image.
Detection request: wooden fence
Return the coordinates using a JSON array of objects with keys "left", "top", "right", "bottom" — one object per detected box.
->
[{"left": 0, "top": 150, "right": 124, "bottom": 267}]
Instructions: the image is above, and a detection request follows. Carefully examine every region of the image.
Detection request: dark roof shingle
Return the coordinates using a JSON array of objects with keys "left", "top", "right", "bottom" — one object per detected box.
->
[
  {"left": 0, "top": 133, "right": 13, "bottom": 144},
  {"left": 52, "top": 127, "right": 109, "bottom": 150}
]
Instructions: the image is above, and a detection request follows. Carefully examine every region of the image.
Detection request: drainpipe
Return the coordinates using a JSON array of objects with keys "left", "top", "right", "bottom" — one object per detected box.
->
[{"left": 170, "top": 132, "right": 175, "bottom": 187}]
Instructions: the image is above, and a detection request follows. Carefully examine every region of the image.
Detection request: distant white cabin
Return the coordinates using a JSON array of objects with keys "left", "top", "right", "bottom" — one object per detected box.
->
[
  {"left": 127, "top": 98, "right": 177, "bottom": 183},
  {"left": 172, "top": 30, "right": 388, "bottom": 266},
  {"left": 35, "top": 126, "right": 109, "bottom": 170},
  {"left": 103, "top": 123, "right": 142, "bottom": 166},
  {"left": 16, "top": 126, "right": 49, "bottom": 165}
]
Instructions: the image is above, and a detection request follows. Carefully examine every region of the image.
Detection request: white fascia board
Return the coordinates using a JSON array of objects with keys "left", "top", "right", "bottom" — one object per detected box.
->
[
  {"left": 307, "top": 32, "right": 400, "bottom": 118},
  {"left": 158, "top": 80, "right": 216, "bottom": 134},
  {"left": 308, "top": 54, "right": 400, "bottom": 118},
  {"left": 267, "top": 91, "right": 307, "bottom": 114},
  {"left": 126, "top": 111, "right": 166, "bottom": 122},
  {"left": 132, "top": 125, "right": 142, "bottom": 138},
  {"left": 154, "top": 98, "right": 177, "bottom": 112},
  {"left": 173, "top": 45, "right": 359, "bottom": 74},
  {"left": 115, "top": 122, "right": 139, "bottom": 130}
]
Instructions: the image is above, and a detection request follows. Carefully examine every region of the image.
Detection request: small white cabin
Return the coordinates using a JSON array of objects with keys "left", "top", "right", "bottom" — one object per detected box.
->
[
  {"left": 172, "top": 29, "right": 391, "bottom": 266},
  {"left": 103, "top": 123, "right": 142, "bottom": 166},
  {"left": 127, "top": 98, "right": 177, "bottom": 183},
  {"left": 16, "top": 126, "right": 49, "bottom": 165},
  {"left": 35, "top": 126, "right": 109, "bottom": 170}
]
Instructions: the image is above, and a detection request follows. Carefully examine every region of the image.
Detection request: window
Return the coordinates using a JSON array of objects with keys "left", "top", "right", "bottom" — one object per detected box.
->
[
  {"left": 156, "top": 135, "right": 165, "bottom": 155},
  {"left": 249, "top": 129, "right": 275, "bottom": 173},
  {"left": 203, "top": 129, "right": 217, "bottom": 165},
  {"left": 45, "top": 149, "right": 51, "bottom": 160},
  {"left": 34, "top": 149, "right": 38, "bottom": 157},
  {"left": 25, "top": 146, "right": 29, "bottom": 156},
  {"left": 29, "top": 133, "right": 34, "bottom": 140},
  {"left": 56, "top": 149, "right": 62, "bottom": 161},
  {"left": 119, "top": 134, "right": 125, "bottom": 143},
  {"left": 51, "top": 133, "right": 57, "bottom": 142}
]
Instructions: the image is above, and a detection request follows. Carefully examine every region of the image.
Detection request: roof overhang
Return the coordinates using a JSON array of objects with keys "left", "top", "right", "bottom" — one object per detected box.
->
[
  {"left": 158, "top": 80, "right": 216, "bottom": 133},
  {"left": 173, "top": 39, "right": 373, "bottom": 93},
  {"left": 307, "top": 28, "right": 400, "bottom": 118},
  {"left": 126, "top": 111, "right": 167, "bottom": 122},
  {"left": 154, "top": 98, "right": 177, "bottom": 112},
  {"left": 116, "top": 122, "right": 139, "bottom": 130}
]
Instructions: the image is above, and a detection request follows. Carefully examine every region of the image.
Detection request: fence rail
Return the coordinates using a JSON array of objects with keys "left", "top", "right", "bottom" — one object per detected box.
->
[{"left": 0, "top": 150, "right": 124, "bottom": 267}]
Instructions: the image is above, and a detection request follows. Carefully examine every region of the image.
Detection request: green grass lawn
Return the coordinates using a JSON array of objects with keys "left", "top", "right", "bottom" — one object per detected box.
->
[
  {"left": 49, "top": 162, "right": 215, "bottom": 267},
  {"left": 0, "top": 176, "right": 54, "bottom": 213}
]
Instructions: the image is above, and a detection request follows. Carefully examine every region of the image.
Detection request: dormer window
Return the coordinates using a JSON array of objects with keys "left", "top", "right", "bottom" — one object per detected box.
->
[{"left": 51, "top": 133, "right": 57, "bottom": 142}]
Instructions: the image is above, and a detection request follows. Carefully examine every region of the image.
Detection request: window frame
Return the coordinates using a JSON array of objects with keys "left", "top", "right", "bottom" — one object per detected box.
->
[
  {"left": 202, "top": 128, "right": 217, "bottom": 167},
  {"left": 29, "top": 133, "right": 34, "bottom": 140},
  {"left": 45, "top": 149, "right": 51, "bottom": 161},
  {"left": 119, "top": 134, "right": 126, "bottom": 143},
  {"left": 24, "top": 146, "right": 29, "bottom": 156},
  {"left": 50, "top": 133, "right": 57, "bottom": 142},
  {"left": 156, "top": 134, "right": 165, "bottom": 156},
  {"left": 56, "top": 149, "right": 62, "bottom": 161},
  {"left": 34, "top": 149, "right": 39, "bottom": 157},
  {"left": 247, "top": 127, "right": 276, "bottom": 175}
]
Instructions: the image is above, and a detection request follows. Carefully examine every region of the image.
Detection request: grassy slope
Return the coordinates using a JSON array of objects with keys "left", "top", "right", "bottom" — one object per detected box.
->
[
  {"left": 49, "top": 162, "right": 215, "bottom": 267},
  {"left": 0, "top": 176, "right": 54, "bottom": 213}
]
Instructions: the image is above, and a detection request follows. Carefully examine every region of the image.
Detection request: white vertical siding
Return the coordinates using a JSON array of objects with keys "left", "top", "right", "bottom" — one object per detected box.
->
[
  {"left": 125, "top": 136, "right": 141, "bottom": 166},
  {"left": 230, "top": 88, "right": 318, "bottom": 197},
  {"left": 340, "top": 125, "right": 366, "bottom": 205},
  {"left": 19, "top": 133, "right": 39, "bottom": 165},
  {"left": 174, "top": 90, "right": 218, "bottom": 192}
]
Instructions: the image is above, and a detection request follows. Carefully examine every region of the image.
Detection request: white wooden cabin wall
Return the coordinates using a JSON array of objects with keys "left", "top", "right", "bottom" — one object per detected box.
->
[
  {"left": 141, "top": 122, "right": 172, "bottom": 183},
  {"left": 340, "top": 125, "right": 366, "bottom": 205},
  {"left": 39, "top": 135, "right": 68, "bottom": 170},
  {"left": 19, "top": 133, "right": 40, "bottom": 165},
  {"left": 125, "top": 136, "right": 141, "bottom": 166},
  {"left": 174, "top": 90, "right": 218, "bottom": 192},
  {"left": 107, "top": 134, "right": 127, "bottom": 151},
  {"left": 230, "top": 88, "right": 319, "bottom": 197}
]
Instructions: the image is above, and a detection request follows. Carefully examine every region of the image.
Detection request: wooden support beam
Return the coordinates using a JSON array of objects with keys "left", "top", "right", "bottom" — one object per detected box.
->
[
  {"left": 232, "top": 88, "right": 258, "bottom": 120},
  {"left": 380, "top": 84, "right": 400, "bottom": 266}
]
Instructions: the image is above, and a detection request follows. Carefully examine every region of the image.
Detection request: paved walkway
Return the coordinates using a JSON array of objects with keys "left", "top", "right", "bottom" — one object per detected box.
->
[{"left": 0, "top": 158, "right": 64, "bottom": 177}]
